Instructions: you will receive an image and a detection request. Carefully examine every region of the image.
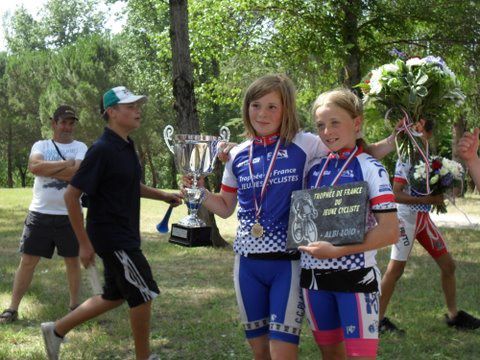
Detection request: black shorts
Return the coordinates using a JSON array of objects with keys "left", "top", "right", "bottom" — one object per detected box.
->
[
  {"left": 19, "top": 211, "right": 79, "bottom": 258},
  {"left": 100, "top": 249, "right": 160, "bottom": 308}
]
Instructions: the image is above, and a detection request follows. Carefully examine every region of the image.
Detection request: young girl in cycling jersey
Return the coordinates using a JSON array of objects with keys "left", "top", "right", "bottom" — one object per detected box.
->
[
  {"left": 200, "top": 74, "right": 324, "bottom": 359},
  {"left": 299, "top": 89, "right": 399, "bottom": 360}
]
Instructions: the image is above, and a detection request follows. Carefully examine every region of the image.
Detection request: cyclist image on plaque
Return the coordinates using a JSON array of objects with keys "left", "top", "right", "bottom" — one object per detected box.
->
[{"left": 291, "top": 193, "right": 318, "bottom": 245}]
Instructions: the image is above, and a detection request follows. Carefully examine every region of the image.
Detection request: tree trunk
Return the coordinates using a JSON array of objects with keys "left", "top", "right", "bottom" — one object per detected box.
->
[
  {"left": 169, "top": 156, "right": 177, "bottom": 189},
  {"left": 7, "top": 122, "right": 13, "bottom": 188},
  {"left": 210, "top": 58, "right": 224, "bottom": 194},
  {"left": 169, "top": 0, "right": 199, "bottom": 134},
  {"left": 169, "top": 0, "right": 228, "bottom": 247},
  {"left": 340, "top": 1, "right": 361, "bottom": 90},
  {"left": 204, "top": 175, "right": 230, "bottom": 248},
  {"left": 145, "top": 144, "right": 158, "bottom": 188},
  {"left": 17, "top": 165, "right": 27, "bottom": 187}
]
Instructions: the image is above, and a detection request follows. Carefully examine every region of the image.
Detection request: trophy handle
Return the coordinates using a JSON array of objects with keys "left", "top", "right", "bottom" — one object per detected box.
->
[
  {"left": 219, "top": 126, "right": 231, "bottom": 142},
  {"left": 163, "top": 125, "right": 175, "bottom": 154}
]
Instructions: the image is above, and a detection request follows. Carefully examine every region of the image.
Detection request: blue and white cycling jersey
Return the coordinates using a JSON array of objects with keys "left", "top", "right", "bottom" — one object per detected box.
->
[
  {"left": 221, "top": 132, "right": 329, "bottom": 256},
  {"left": 302, "top": 147, "right": 396, "bottom": 271},
  {"left": 394, "top": 159, "right": 431, "bottom": 213}
]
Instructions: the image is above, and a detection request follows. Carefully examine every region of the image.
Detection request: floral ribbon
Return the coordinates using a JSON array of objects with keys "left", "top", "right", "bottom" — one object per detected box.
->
[{"left": 386, "top": 107, "right": 431, "bottom": 194}]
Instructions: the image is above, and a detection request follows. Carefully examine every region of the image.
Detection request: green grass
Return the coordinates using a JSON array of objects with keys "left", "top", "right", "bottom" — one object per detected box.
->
[{"left": 0, "top": 188, "right": 479, "bottom": 359}]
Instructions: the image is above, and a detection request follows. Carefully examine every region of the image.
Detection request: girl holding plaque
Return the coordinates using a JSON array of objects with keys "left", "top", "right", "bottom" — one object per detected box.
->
[
  {"left": 298, "top": 89, "right": 399, "bottom": 360},
  {"left": 194, "top": 75, "right": 396, "bottom": 360}
]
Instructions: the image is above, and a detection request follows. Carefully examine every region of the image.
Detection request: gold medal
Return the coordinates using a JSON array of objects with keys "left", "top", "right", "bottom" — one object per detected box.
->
[{"left": 251, "top": 222, "right": 264, "bottom": 238}]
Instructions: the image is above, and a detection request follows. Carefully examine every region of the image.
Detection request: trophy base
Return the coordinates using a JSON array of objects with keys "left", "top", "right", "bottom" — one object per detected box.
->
[{"left": 169, "top": 223, "right": 212, "bottom": 247}]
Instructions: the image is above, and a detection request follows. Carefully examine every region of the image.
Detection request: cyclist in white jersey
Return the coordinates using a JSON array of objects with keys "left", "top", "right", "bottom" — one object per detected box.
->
[{"left": 379, "top": 119, "right": 480, "bottom": 333}]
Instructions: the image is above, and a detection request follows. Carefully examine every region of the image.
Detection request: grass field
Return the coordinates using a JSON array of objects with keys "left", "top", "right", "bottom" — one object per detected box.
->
[{"left": 0, "top": 188, "right": 479, "bottom": 359}]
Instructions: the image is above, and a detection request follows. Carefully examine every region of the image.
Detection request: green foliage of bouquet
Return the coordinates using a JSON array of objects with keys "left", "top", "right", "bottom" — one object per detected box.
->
[
  {"left": 409, "top": 156, "right": 464, "bottom": 214},
  {"left": 357, "top": 56, "right": 465, "bottom": 126}
]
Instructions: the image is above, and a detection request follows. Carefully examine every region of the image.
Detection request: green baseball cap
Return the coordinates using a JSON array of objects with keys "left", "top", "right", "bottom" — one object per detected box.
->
[{"left": 103, "top": 86, "right": 147, "bottom": 109}]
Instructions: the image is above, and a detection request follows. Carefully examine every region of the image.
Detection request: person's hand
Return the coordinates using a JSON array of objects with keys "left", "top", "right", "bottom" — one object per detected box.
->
[
  {"left": 457, "top": 128, "right": 480, "bottom": 163},
  {"left": 66, "top": 158, "right": 76, "bottom": 167},
  {"left": 166, "top": 192, "right": 183, "bottom": 207},
  {"left": 79, "top": 242, "right": 95, "bottom": 268},
  {"left": 394, "top": 118, "right": 405, "bottom": 133},
  {"left": 298, "top": 241, "right": 343, "bottom": 259},
  {"left": 217, "top": 142, "right": 236, "bottom": 163},
  {"left": 182, "top": 175, "right": 205, "bottom": 188}
]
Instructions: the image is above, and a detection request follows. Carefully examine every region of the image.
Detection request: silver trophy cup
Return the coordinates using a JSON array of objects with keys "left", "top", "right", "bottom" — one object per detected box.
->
[{"left": 164, "top": 125, "right": 230, "bottom": 229}]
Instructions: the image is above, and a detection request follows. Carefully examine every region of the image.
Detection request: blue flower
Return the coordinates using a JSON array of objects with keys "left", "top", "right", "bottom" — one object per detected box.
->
[
  {"left": 423, "top": 56, "right": 446, "bottom": 70},
  {"left": 389, "top": 48, "right": 407, "bottom": 59}
]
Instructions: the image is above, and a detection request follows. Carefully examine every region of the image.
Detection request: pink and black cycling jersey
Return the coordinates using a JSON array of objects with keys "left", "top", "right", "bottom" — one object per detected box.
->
[
  {"left": 302, "top": 148, "right": 396, "bottom": 273},
  {"left": 221, "top": 132, "right": 328, "bottom": 256}
]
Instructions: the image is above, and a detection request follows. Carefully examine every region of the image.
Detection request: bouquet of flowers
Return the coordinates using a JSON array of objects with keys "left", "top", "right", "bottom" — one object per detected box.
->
[
  {"left": 358, "top": 55, "right": 465, "bottom": 126},
  {"left": 409, "top": 156, "right": 464, "bottom": 214},
  {"left": 357, "top": 55, "right": 465, "bottom": 162}
]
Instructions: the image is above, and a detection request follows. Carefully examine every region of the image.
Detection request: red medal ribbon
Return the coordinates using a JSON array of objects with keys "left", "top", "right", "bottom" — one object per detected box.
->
[
  {"left": 248, "top": 137, "right": 282, "bottom": 221},
  {"left": 314, "top": 146, "right": 359, "bottom": 188}
]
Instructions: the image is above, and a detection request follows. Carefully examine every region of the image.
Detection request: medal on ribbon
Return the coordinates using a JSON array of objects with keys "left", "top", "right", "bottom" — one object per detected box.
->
[
  {"left": 251, "top": 222, "right": 264, "bottom": 238},
  {"left": 248, "top": 137, "right": 282, "bottom": 239}
]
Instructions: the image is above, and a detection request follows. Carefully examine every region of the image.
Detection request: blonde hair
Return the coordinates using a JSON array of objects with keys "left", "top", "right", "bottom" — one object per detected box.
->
[
  {"left": 311, "top": 88, "right": 363, "bottom": 120},
  {"left": 242, "top": 74, "right": 299, "bottom": 143}
]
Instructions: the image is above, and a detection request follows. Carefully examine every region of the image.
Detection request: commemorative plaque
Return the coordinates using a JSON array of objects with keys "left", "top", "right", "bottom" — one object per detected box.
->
[{"left": 286, "top": 181, "right": 368, "bottom": 249}]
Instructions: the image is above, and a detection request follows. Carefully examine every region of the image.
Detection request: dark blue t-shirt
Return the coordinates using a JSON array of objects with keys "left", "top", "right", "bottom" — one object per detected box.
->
[{"left": 71, "top": 127, "right": 141, "bottom": 254}]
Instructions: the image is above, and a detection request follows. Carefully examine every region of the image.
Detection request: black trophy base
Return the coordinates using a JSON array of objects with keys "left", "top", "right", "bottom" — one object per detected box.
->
[{"left": 169, "top": 223, "right": 212, "bottom": 247}]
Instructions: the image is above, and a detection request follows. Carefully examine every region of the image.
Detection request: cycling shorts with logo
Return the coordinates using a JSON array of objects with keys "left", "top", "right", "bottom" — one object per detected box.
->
[
  {"left": 234, "top": 255, "right": 304, "bottom": 344},
  {"left": 303, "top": 288, "right": 379, "bottom": 357}
]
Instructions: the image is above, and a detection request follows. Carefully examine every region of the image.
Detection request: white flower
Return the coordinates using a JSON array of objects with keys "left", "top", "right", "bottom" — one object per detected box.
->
[
  {"left": 369, "top": 69, "right": 383, "bottom": 95},
  {"left": 406, "top": 58, "right": 425, "bottom": 67},
  {"left": 413, "top": 162, "right": 427, "bottom": 180},
  {"left": 381, "top": 63, "right": 399, "bottom": 73},
  {"left": 430, "top": 174, "right": 439, "bottom": 184},
  {"left": 441, "top": 158, "right": 464, "bottom": 179}
]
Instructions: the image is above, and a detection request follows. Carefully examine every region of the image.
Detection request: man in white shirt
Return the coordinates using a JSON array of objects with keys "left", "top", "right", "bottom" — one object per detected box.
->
[{"left": 0, "top": 105, "right": 88, "bottom": 323}]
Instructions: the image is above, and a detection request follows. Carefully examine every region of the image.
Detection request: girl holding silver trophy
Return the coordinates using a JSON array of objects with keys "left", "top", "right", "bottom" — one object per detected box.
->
[{"left": 187, "top": 74, "right": 396, "bottom": 360}]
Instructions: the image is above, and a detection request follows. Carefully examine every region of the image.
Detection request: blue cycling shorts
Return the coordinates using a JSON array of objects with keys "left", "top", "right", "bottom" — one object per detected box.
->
[{"left": 233, "top": 255, "right": 304, "bottom": 344}]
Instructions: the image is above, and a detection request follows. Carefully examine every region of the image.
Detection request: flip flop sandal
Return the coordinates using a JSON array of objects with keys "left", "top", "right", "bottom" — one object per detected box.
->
[{"left": 0, "top": 309, "right": 18, "bottom": 323}]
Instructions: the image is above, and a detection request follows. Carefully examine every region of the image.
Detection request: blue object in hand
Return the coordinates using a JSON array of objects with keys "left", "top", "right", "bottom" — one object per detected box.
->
[{"left": 157, "top": 205, "right": 173, "bottom": 233}]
